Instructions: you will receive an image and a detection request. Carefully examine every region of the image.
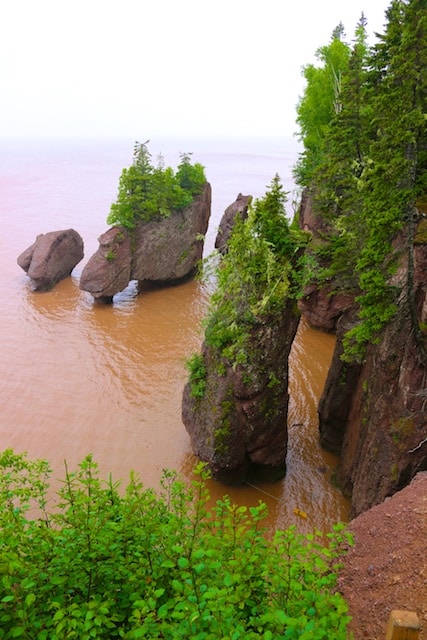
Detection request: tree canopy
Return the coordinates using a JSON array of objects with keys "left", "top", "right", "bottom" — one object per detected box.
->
[
  {"left": 107, "top": 142, "right": 206, "bottom": 230},
  {"left": 294, "top": 25, "right": 351, "bottom": 186},
  {"left": 295, "top": 0, "right": 427, "bottom": 361},
  {"left": 201, "top": 175, "right": 307, "bottom": 368}
]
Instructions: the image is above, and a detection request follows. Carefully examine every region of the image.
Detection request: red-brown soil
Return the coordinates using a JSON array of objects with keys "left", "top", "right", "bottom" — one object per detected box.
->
[{"left": 338, "top": 472, "right": 427, "bottom": 639}]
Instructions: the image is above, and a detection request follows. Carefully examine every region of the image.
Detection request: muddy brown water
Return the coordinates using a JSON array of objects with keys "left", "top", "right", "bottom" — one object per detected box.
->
[
  {"left": 0, "top": 138, "right": 349, "bottom": 533},
  {"left": 1, "top": 273, "right": 349, "bottom": 533}
]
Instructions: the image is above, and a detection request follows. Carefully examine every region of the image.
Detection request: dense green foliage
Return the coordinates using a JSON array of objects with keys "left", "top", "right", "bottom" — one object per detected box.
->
[
  {"left": 294, "top": 24, "right": 351, "bottom": 186},
  {"left": 0, "top": 450, "right": 352, "bottom": 639},
  {"left": 107, "top": 142, "right": 206, "bottom": 230},
  {"left": 295, "top": 0, "right": 427, "bottom": 361},
  {"left": 185, "top": 352, "right": 207, "bottom": 399},
  {"left": 202, "top": 175, "right": 308, "bottom": 368}
]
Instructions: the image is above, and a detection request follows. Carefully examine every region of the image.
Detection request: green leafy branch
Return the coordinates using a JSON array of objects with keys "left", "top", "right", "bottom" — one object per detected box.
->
[{"left": 0, "top": 449, "right": 352, "bottom": 639}]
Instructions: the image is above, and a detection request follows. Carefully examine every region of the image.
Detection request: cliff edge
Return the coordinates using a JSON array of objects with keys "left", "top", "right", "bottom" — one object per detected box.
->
[
  {"left": 299, "top": 192, "right": 427, "bottom": 517},
  {"left": 339, "top": 472, "right": 427, "bottom": 639}
]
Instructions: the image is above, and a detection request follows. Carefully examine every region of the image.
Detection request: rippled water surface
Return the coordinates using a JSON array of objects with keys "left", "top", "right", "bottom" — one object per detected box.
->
[{"left": 0, "top": 137, "right": 349, "bottom": 532}]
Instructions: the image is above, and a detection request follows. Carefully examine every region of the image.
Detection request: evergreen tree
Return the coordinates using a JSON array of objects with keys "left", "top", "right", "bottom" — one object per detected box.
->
[
  {"left": 313, "top": 15, "right": 370, "bottom": 214},
  {"left": 344, "top": 0, "right": 427, "bottom": 358},
  {"left": 251, "top": 173, "right": 296, "bottom": 258},
  {"left": 305, "top": 16, "right": 371, "bottom": 292},
  {"left": 295, "top": 1, "right": 427, "bottom": 360},
  {"left": 294, "top": 27, "right": 351, "bottom": 186},
  {"left": 107, "top": 142, "right": 207, "bottom": 229}
]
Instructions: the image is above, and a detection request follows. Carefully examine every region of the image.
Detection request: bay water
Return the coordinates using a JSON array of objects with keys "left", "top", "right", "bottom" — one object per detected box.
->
[{"left": 0, "top": 136, "right": 349, "bottom": 532}]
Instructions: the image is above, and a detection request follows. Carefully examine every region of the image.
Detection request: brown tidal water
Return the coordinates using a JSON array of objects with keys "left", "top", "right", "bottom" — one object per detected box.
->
[{"left": 0, "top": 137, "right": 349, "bottom": 532}]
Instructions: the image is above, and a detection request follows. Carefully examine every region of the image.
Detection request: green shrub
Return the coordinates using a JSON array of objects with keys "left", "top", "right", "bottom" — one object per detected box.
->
[
  {"left": 0, "top": 449, "right": 352, "bottom": 639},
  {"left": 202, "top": 176, "right": 307, "bottom": 367},
  {"left": 107, "top": 142, "right": 206, "bottom": 230},
  {"left": 185, "top": 352, "right": 207, "bottom": 399},
  {"left": 176, "top": 152, "right": 206, "bottom": 196}
]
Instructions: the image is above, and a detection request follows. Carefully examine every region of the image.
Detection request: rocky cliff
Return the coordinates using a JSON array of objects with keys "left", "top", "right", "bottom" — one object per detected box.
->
[
  {"left": 182, "top": 190, "right": 301, "bottom": 484},
  {"left": 299, "top": 193, "right": 427, "bottom": 517},
  {"left": 333, "top": 229, "right": 427, "bottom": 516}
]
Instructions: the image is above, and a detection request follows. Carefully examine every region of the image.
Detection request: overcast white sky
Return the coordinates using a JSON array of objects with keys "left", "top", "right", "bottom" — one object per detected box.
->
[{"left": 0, "top": 0, "right": 390, "bottom": 141}]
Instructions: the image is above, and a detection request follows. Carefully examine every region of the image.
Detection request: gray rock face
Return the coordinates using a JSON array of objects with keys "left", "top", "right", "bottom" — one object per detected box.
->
[
  {"left": 182, "top": 300, "right": 300, "bottom": 485},
  {"left": 80, "top": 183, "right": 211, "bottom": 300},
  {"left": 17, "top": 229, "right": 84, "bottom": 291},
  {"left": 79, "top": 227, "right": 132, "bottom": 302},
  {"left": 132, "top": 183, "right": 211, "bottom": 284},
  {"left": 317, "top": 229, "right": 427, "bottom": 517},
  {"left": 214, "top": 193, "right": 251, "bottom": 254},
  {"left": 298, "top": 283, "right": 355, "bottom": 333}
]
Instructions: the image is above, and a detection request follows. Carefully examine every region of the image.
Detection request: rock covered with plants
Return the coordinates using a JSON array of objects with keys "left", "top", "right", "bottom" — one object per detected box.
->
[
  {"left": 293, "top": 2, "right": 427, "bottom": 515},
  {"left": 80, "top": 142, "right": 210, "bottom": 302},
  {"left": 182, "top": 176, "right": 309, "bottom": 484},
  {"left": 182, "top": 0, "right": 427, "bottom": 515},
  {"left": 214, "top": 193, "right": 252, "bottom": 254}
]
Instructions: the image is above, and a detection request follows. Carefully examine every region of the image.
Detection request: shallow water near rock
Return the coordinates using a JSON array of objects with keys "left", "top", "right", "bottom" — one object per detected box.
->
[{"left": 0, "top": 137, "right": 349, "bottom": 532}]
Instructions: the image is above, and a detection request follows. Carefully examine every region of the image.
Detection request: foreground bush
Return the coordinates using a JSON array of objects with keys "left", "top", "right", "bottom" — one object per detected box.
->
[{"left": 0, "top": 450, "right": 351, "bottom": 639}]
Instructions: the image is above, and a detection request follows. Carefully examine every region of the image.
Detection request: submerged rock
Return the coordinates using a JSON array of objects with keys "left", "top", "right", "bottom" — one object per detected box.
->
[{"left": 17, "top": 228, "right": 84, "bottom": 291}]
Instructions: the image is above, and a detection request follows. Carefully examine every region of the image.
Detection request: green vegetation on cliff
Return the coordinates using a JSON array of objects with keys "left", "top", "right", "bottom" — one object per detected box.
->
[
  {"left": 0, "top": 450, "right": 351, "bottom": 639},
  {"left": 107, "top": 141, "right": 206, "bottom": 230},
  {"left": 295, "top": 0, "right": 427, "bottom": 361},
  {"left": 294, "top": 22, "right": 351, "bottom": 187},
  {"left": 202, "top": 175, "right": 308, "bottom": 369}
]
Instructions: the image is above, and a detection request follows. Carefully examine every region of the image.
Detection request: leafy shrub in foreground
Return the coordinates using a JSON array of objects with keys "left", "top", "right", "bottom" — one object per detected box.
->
[{"left": 0, "top": 449, "right": 352, "bottom": 639}]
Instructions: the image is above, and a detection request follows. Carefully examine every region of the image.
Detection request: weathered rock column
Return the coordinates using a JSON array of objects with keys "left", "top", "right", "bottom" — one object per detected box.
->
[{"left": 182, "top": 302, "right": 300, "bottom": 485}]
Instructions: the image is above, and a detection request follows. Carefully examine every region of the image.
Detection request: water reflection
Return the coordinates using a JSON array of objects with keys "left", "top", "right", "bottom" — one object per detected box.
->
[
  {"left": 21, "top": 274, "right": 83, "bottom": 318},
  {"left": 178, "top": 319, "right": 349, "bottom": 533},
  {"left": 2, "top": 135, "right": 350, "bottom": 532},
  {"left": 5, "top": 270, "right": 350, "bottom": 532}
]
